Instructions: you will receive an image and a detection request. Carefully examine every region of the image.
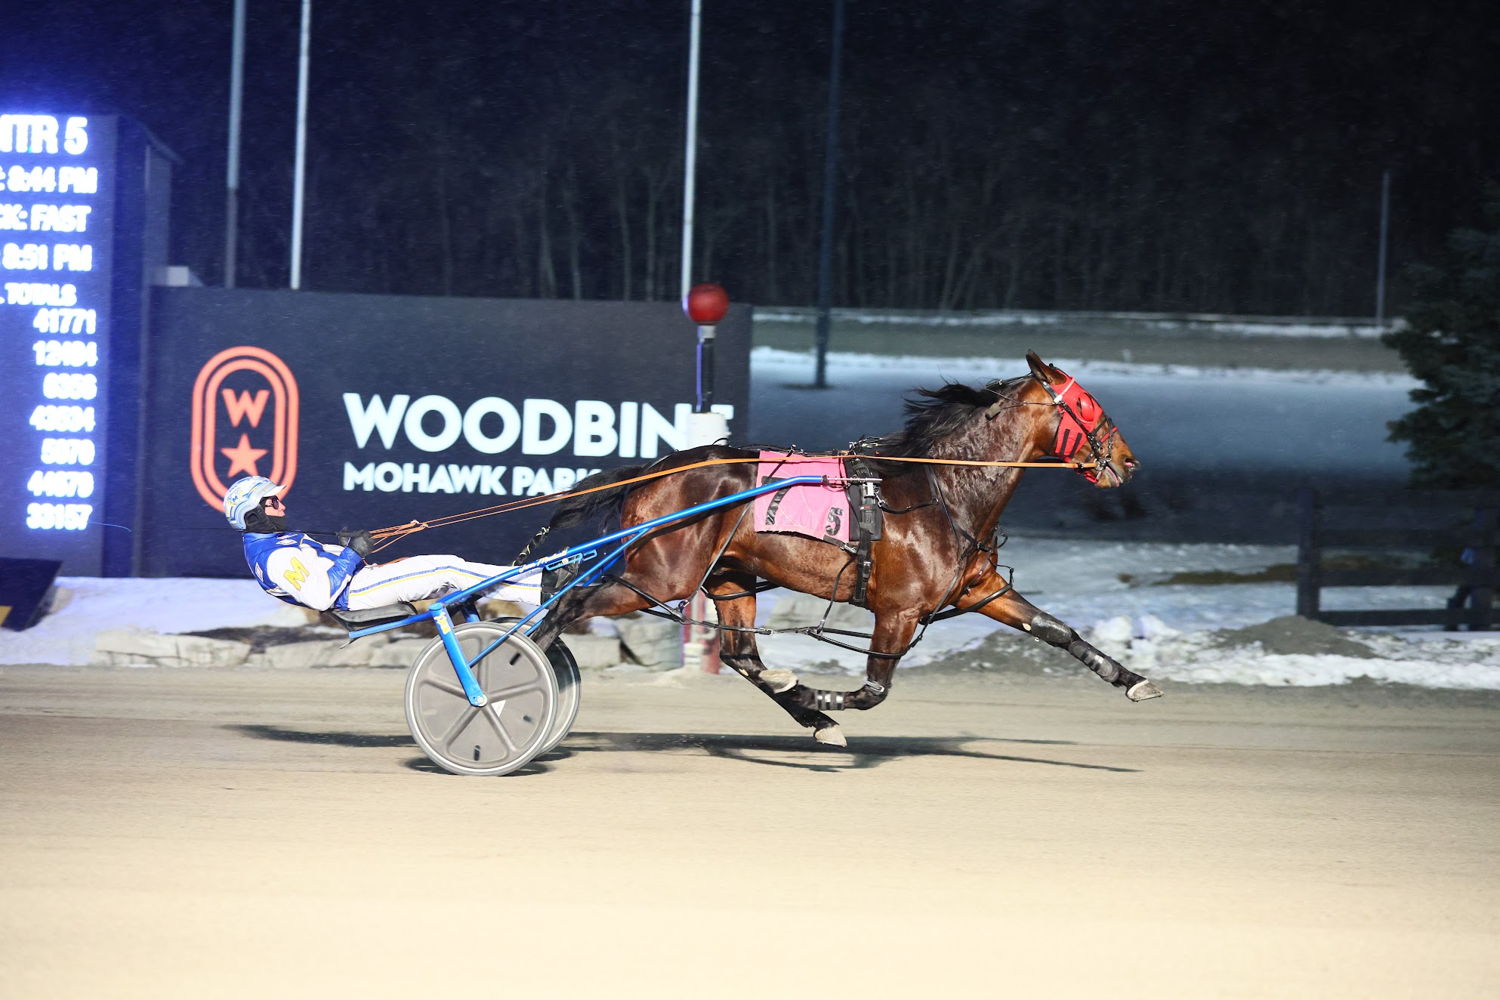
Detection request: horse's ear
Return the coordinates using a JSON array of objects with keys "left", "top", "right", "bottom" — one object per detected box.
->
[{"left": 1026, "top": 351, "right": 1066, "bottom": 385}]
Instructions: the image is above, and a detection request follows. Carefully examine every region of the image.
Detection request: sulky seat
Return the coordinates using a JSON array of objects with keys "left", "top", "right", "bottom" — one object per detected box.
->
[{"left": 323, "top": 602, "right": 419, "bottom": 634}]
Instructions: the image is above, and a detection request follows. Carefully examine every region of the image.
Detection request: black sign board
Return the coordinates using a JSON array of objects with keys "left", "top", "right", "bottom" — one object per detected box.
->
[{"left": 139, "top": 288, "right": 751, "bottom": 577}]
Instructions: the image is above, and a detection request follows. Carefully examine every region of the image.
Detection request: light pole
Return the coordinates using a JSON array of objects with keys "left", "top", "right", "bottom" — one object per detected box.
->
[
  {"left": 289, "top": 0, "right": 311, "bottom": 289},
  {"left": 813, "top": 0, "right": 846, "bottom": 388},
  {"left": 225, "top": 0, "right": 245, "bottom": 288},
  {"left": 679, "top": 0, "right": 703, "bottom": 300},
  {"left": 686, "top": 281, "right": 729, "bottom": 412},
  {"left": 682, "top": 282, "right": 730, "bottom": 673},
  {"left": 1375, "top": 169, "right": 1391, "bottom": 328}
]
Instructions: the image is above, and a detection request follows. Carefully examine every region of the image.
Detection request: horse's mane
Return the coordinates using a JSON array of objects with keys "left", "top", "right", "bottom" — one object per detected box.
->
[{"left": 869, "top": 379, "right": 1021, "bottom": 457}]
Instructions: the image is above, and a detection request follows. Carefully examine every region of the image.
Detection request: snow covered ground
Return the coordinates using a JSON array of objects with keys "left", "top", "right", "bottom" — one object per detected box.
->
[
  {"left": 753, "top": 535, "right": 1500, "bottom": 691},
  {"left": 6, "top": 341, "right": 1493, "bottom": 692},
  {"left": 4, "top": 533, "right": 1497, "bottom": 692}
]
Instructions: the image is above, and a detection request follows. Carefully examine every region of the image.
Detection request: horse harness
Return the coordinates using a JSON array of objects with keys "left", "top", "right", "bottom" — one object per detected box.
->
[
  {"left": 578, "top": 368, "right": 1110, "bottom": 658},
  {"left": 837, "top": 455, "right": 886, "bottom": 607},
  {"left": 843, "top": 366, "right": 1114, "bottom": 621},
  {"left": 688, "top": 370, "right": 1108, "bottom": 650},
  {"left": 985, "top": 372, "right": 1121, "bottom": 484},
  {"left": 833, "top": 452, "right": 1015, "bottom": 629}
]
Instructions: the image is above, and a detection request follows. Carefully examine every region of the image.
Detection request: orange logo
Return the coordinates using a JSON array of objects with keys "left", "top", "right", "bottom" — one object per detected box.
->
[{"left": 190, "top": 346, "right": 300, "bottom": 510}]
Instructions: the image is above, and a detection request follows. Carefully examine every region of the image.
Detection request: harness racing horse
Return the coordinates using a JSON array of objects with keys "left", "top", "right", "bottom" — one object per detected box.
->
[{"left": 527, "top": 352, "right": 1162, "bottom": 747}]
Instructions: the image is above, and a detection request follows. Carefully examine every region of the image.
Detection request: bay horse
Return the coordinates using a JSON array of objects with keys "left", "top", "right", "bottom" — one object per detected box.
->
[{"left": 527, "top": 352, "right": 1161, "bottom": 746}]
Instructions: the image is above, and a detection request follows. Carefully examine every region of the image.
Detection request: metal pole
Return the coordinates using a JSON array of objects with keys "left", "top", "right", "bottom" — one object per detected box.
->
[
  {"left": 290, "top": 0, "right": 311, "bottom": 290},
  {"left": 679, "top": 0, "right": 715, "bottom": 674},
  {"left": 813, "top": 0, "right": 846, "bottom": 388},
  {"left": 696, "top": 325, "right": 715, "bottom": 411},
  {"left": 225, "top": 0, "right": 246, "bottom": 289},
  {"left": 679, "top": 0, "right": 702, "bottom": 300},
  {"left": 1375, "top": 169, "right": 1391, "bottom": 327}
]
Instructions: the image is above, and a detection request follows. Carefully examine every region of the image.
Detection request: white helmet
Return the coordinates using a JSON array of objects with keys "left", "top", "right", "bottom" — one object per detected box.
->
[{"left": 224, "top": 476, "right": 284, "bottom": 530}]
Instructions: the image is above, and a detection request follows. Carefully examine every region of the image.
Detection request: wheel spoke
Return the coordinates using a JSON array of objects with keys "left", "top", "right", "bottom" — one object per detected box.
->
[
  {"left": 435, "top": 704, "right": 481, "bottom": 751},
  {"left": 480, "top": 704, "right": 520, "bottom": 755},
  {"left": 418, "top": 674, "right": 465, "bottom": 699},
  {"left": 486, "top": 680, "right": 546, "bottom": 702}
]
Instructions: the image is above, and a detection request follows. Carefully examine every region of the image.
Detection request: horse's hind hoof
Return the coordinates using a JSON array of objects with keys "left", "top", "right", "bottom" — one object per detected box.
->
[
  {"left": 814, "top": 725, "right": 847, "bottom": 747},
  {"left": 1126, "top": 679, "right": 1163, "bottom": 702}
]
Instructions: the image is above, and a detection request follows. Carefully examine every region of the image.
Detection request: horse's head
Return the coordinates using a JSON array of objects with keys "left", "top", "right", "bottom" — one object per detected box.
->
[{"left": 1009, "top": 352, "right": 1138, "bottom": 487}]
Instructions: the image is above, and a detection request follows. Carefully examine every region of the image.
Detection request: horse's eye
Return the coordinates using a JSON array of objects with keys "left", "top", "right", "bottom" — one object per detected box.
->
[{"left": 1076, "top": 396, "right": 1099, "bottom": 419}]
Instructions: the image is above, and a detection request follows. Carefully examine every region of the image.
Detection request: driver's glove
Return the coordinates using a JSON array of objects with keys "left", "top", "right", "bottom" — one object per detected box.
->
[{"left": 337, "top": 530, "right": 375, "bottom": 557}]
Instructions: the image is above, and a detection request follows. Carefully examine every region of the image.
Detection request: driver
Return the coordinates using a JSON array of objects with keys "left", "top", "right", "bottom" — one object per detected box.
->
[{"left": 224, "top": 475, "right": 540, "bottom": 613}]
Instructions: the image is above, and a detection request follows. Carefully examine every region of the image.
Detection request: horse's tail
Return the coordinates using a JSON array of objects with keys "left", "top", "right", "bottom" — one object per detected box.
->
[
  {"left": 551, "top": 464, "right": 643, "bottom": 529},
  {"left": 510, "top": 464, "right": 645, "bottom": 564}
]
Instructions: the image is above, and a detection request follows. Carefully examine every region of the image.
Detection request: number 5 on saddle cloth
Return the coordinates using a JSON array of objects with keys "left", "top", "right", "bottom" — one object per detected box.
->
[{"left": 754, "top": 452, "right": 882, "bottom": 606}]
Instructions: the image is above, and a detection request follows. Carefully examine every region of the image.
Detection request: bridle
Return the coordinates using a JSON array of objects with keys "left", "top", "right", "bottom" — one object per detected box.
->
[{"left": 984, "top": 370, "right": 1121, "bottom": 484}]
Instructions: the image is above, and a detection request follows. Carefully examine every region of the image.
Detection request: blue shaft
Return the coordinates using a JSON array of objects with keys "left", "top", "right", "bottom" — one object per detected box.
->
[
  {"left": 441, "top": 473, "right": 828, "bottom": 608},
  {"left": 347, "top": 473, "right": 832, "bottom": 704}
]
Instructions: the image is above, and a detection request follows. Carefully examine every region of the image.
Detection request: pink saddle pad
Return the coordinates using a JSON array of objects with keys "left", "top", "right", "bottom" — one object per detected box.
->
[{"left": 752, "top": 452, "right": 852, "bottom": 543}]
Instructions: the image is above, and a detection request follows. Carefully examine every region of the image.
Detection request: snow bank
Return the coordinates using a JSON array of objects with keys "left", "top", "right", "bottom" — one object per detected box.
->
[
  {"left": 1, "top": 577, "right": 307, "bottom": 668},
  {"left": 4, "top": 545, "right": 1496, "bottom": 691}
]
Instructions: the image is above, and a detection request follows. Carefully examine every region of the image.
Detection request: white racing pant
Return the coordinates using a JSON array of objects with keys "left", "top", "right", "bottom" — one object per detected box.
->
[{"left": 344, "top": 555, "right": 541, "bottom": 612}]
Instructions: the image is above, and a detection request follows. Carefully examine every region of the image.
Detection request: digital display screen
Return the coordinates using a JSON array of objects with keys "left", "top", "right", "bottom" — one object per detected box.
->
[{"left": 0, "top": 114, "right": 116, "bottom": 574}]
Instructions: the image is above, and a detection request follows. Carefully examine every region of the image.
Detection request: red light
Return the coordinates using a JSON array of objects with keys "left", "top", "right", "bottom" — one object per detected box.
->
[{"left": 684, "top": 283, "right": 729, "bottom": 325}]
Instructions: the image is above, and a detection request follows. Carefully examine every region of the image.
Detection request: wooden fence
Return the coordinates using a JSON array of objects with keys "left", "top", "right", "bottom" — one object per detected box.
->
[{"left": 1295, "top": 488, "right": 1497, "bottom": 630}]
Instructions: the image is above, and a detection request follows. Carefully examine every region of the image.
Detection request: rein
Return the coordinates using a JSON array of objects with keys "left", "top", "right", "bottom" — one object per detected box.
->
[{"left": 365, "top": 450, "right": 1098, "bottom": 552}]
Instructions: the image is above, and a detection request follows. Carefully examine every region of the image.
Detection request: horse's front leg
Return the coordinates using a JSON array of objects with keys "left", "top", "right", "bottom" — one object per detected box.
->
[
  {"left": 707, "top": 574, "right": 844, "bottom": 743},
  {"left": 969, "top": 574, "right": 1163, "bottom": 701}
]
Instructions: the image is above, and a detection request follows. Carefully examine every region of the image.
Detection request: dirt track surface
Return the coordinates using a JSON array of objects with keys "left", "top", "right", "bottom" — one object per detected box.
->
[{"left": 1, "top": 664, "right": 1496, "bottom": 999}]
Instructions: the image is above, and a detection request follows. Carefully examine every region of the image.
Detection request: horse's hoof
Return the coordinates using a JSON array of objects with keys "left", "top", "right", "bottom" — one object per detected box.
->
[
  {"left": 814, "top": 725, "right": 847, "bottom": 747},
  {"left": 1126, "top": 679, "right": 1163, "bottom": 702},
  {"left": 761, "top": 669, "right": 798, "bottom": 694}
]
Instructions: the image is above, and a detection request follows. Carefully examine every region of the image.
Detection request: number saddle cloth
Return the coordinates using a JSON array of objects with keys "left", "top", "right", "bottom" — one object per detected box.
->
[{"left": 752, "top": 451, "right": 883, "bottom": 606}]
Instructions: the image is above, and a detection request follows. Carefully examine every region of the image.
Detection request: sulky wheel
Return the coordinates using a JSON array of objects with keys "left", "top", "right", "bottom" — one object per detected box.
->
[
  {"left": 538, "top": 638, "right": 581, "bottom": 756},
  {"left": 495, "top": 618, "right": 581, "bottom": 757},
  {"left": 404, "top": 622, "right": 559, "bottom": 777}
]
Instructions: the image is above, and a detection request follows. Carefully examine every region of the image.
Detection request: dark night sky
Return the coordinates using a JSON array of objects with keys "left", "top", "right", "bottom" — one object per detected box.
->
[{"left": 3, "top": 0, "right": 1497, "bottom": 313}]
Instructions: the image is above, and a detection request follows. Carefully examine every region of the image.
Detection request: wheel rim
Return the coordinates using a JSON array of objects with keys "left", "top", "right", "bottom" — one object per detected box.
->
[
  {"left": 539, "top": 639, "right": 581, "bottom": 755},
  {"left": 404, "top": 623, "right": 558, "bottom": 777},
  {"left": 495, "top": 618, "right": 581, "bottom": 757}
]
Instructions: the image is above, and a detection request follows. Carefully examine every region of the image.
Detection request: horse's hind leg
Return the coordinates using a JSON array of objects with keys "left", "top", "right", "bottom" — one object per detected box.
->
[
  {"left": 971, "top": 575, "right": 1162, "bottom": 701},
  {"left": 760, "top": 607, "right": 926, "bottom": 747},
  {"left": 708, "top": 576, "right": 845, "bottom": 745},
  {"left": 529, "top": 524, "right": 718, "bottom": 650},
  {"left": 528, "top": 575, "right": 654, "bottom": 653}
]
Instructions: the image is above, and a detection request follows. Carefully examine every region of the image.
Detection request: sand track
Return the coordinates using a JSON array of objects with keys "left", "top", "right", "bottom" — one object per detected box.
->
[{"left": 1, "top": 664, "right": 1496, "bottom": 998}]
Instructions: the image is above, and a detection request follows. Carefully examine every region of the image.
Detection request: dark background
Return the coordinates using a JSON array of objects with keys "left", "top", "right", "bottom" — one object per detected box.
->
[{"left": 5, "top": 0, "right": 1497, "bottom": 316}]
